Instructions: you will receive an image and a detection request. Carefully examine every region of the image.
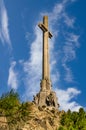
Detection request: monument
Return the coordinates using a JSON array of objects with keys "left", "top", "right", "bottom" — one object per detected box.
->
[{"left": 33, "top": 16, "right": 59, "bottom": 109}]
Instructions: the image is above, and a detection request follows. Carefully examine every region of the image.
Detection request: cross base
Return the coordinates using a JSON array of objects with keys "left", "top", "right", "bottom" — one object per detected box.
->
[{"left": 33, "top": 90, "right": 59, "bottom": 109}]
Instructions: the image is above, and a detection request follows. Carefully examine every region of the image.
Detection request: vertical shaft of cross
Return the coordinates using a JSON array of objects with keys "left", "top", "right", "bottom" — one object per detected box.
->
[
  {"left": 38, "top": 16, "right": 52, "bottom": 91},
  {"left": 43, "top": 16, "right": 49, "bottom": 80}
]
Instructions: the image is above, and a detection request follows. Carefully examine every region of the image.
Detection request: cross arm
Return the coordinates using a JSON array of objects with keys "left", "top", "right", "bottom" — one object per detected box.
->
[
  {"left": 38, "top": 23, "right": 48, "bottom": 32},
  {"left": 49, "top": 32, "right": 53, "bottom": 39},
  {"left": 38, "top": 23, "right": 53, "bottom": 39}
]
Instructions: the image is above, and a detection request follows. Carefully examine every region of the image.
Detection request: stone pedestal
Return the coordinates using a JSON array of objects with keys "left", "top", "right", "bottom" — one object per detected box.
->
[{"left": 33, "top": 90, "right": 59, "bottom": 109}]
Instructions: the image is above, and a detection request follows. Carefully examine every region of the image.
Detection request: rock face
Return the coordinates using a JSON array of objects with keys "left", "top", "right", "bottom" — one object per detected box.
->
[
  {"left": 0, "top": 103, "right": 60, "bottom": 130},
  {"left": 0, "top": 116, "right": 9, "bottom": 130},
  {"left": 21, "top": 103, "right": 60, "bottom": 130}
]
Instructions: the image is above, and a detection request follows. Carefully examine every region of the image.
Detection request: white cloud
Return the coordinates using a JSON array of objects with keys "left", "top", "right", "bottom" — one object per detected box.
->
[
  {"left": 63, "top": 13, "right": 75, "bottom": 27},
  {"left": 20, "top": 0, "right": 82, "bottom": 111},
  {"left": 55, "top": 87, "right": 82, "bottom": 111},
  {"left": 62, "top": 64, "right": 73, "bottom": 82},
  {"left": 21, "top": 26, "right": 42, "bottom": 100},
  {"left": 8, "top": 61, "right": 18, "bottom": 90},
  {"left": 62, "top": 33, "right": 80, "bottom": 82},
  {"left": 0, "top": 0, "right": 11, "bottom": 47},
  {"left": 66, "top": 33, "right": 80, "bottom": 47}
]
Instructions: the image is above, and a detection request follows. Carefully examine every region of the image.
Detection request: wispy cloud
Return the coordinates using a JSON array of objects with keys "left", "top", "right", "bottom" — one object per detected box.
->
[
  {"left": 21, "top": 26, "right": 42, "bottom": 100},
  {"left": 62, "top": 64, "right": 73, "bottom": 82},
  {"left": 55, "top": 87, "right": 82, "bottom": 111},
  {"left": 20, "top": 0, "right": 82, "bottom": 110},
  {"left": 0, "top": 0, "right": 11, "bottom": 47},
  {"left": 63, "top": 13, "right": 75, "bottom": 28},
  {"left": 62, "top": 33, "right": 80, "bottom": 82},
  {"left": 8, "top": 61, "right": 18, "bottom": 90}
]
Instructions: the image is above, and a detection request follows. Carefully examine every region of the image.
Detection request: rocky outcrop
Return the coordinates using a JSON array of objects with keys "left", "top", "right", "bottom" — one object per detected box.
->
[
  {"left": 21, "top": 103, "right": 60, "bottom": 130},
  {"left": 0, "top": 116, "right": 9, "bottom": 130},
  {"left": 0, "top": 103, "right": 60, "bottom": 130}
]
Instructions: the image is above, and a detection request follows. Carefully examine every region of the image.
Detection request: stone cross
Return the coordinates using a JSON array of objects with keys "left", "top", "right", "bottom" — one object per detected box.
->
[
  {"left": 33, "top": 16, "right": 59, "bottom": 109},
  {"left": 38, "top": 16, "right": 52, "bottom": 91}
]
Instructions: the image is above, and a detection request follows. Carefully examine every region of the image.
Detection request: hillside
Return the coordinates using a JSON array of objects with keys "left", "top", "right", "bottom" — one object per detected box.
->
[
  {"left": 0, "top": 102, "right": 61, "bottom": 130},
  {"left": 0, "top": 90, "right": 86, "bottom": 130},
  {"left": 0, "top": 90, "right": 61, "bottom": 130},
  {"left": 20, "top": 103, "right": 60, "bottom": 130}
]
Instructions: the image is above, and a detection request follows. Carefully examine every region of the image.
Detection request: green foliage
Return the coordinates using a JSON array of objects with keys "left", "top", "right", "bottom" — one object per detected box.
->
[
  {"left": 58, "top": 126, "right": 66, "bottom": 130},
  {"left": 0, "top": 89, "right": 20, "bottom": 116},
  {"left": 0, "top": 89, "right": 32, "bottom": 127},
  {"left": 59, "top": 108, "right": 86, "bottom": 130},
  {"left": 18, "top": 102, "right": 32, "bottom": 120}
]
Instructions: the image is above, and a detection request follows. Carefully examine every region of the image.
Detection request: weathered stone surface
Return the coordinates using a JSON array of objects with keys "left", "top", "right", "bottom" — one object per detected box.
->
[
  {"left": 0, "top": 116, "right": 9, "bottom": 130},
  {"left": 21, "top": 103, "right": 60, "bottom": 130},
  {"left": 33, "top": 16, "right": 59, "bottom": 109},
  {"left": 0, "top": 103, "right": 60, "bottom": 130}
]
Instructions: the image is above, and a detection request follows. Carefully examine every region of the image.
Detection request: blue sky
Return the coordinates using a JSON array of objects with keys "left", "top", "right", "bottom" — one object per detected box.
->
[{"left": 0, "top": 0, "right": 86, "bottom": 111}]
